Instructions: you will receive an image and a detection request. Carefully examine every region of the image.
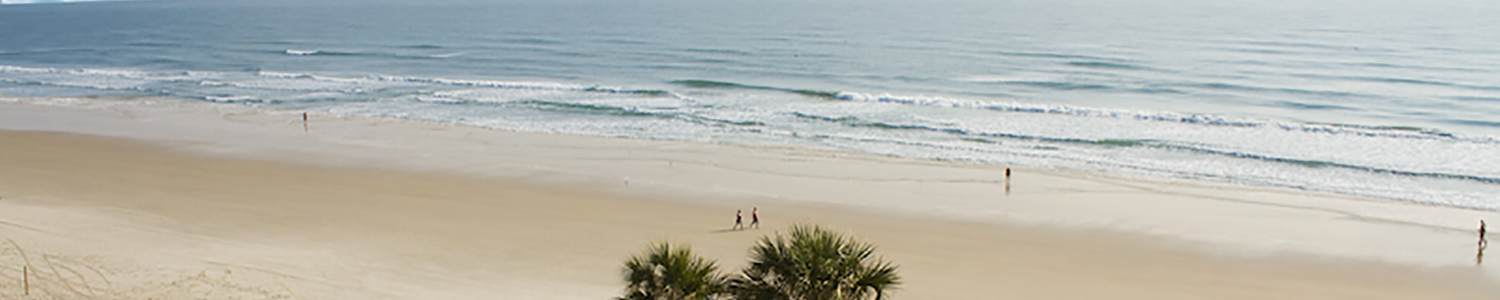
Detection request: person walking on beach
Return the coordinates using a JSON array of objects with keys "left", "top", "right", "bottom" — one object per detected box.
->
[
  {"left": 751, "top": 207, "right": 760, "bottom": 229},
  {"left": 1482, "top": 220, "right": 1489, "bottom": 248},
  {"left": 1479, "top": 220, "right": 1488, "bottom": 265},
  {"left": 734, "top": 210, "right": 744, "bottom": 230}
]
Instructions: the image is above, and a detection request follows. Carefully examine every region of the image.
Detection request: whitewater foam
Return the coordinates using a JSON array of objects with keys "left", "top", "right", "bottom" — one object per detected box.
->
[{"left": 3, "top": 64, "right": 1498, "bottom": 210}]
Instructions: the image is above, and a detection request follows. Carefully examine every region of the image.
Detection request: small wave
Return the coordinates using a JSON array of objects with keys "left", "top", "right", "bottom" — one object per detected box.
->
[
  {"left": 831, "top": 92, "right": 1493, "bottom": 143},
  {"left": 1345, "top": 76, "right": 1451, "bottom": 86},
  {"left": 1000, "top": 80, "right": 1114, "bottom": 91},
  {"left": 1451, "top": 119, "right": 1500, "bottom": 129},
  {"left": 256, "top": 70, "right": 315, "bottom": 79},
  {"left": 244, "top": 70, "right": 678, "bottom": 97},
  {"left": 593, "top": 38, "right": 655, "bottom": 45},
  {"left": 792, "top": 112, "right": 1033, "bottom": 143},
  {"left": 792, "top": 110, "right": 1500, "bottom": 185},
  {"left": 1275, "top": 122, "right": 1471, "bottom": 141},
  {"left": 835, "top": 92, "right": 1263, "bottom": 127},
  {"left": 0, "top": 65, "right": 147, "bottom": 78},
  {"left": 127, "top": 41, "right": 183, "bottom": 48},
  {"left": 522, "top": 100, "right": 762, "bottom": 128},
  {"left": 1162, "top": 142, "right": 1500, "bottom": 184},
  {"left": 284, "top": 49, "right": 319, "bottom": 56},
  {"left": 1288, "top": 73, "right": 1500, "bottom": 92},
  {"left": 413, "top": 91, "right": 534, "bottom": 105},
  {"left": 246, "top": 70, "right": 670, "bottom": 96},
  {"left": 502, "top": 37, "right": 566, "bottom": 45},
  {"left": 793, "top": 111, "right": 1162, "bottom": 147},
  {"left": 240, "top": 71, "right": 375, "bottom": 94},
  {"left": 286, "top": 48, "right": 466, "bottom": 60},
  {"left": 992, "top": 50, "right": 1128, "bottom": 62},
  {"left": 1129, "top": 87, "right": 1186, "bottom": 94},
  {"left": 960, "top": 137, "right": 998, "bottom": 144},
  {"left": 1273, "top": 101, "right": 1355, "bottom": 111},
  {"left": 283, "top": 49, "right": 368, "bottom": 57},
  {"left": 1337, "top": 62, "right": 1491, "bottom": 74},
  {"left": 380, "top": 75, "right": 667, "bottom": 96},
  {"left": 1093, "top": 139, "right": 1151, "bottom": 147},
  {"left": 672, "top": 79, "right": 744, "bottom": 88},
  {"left": 669, "top": 79, "right": 839, "bottom": 99},
  {"left": 316, "top": 51, "right": 364, "bottom": 56},
  {"left": 583, "top": 86, "right": 668, "bottom": 96},
  {"left": 204, "top": 95, "right": 261, "bottom": 103},
  {"left": 525, "top": 100, "right": 661, "bottom": 118},
  {"left": 1218, "top": 47, "right": 1297, "bottom": 55},
  {"left": 1304, "top": 122, "right": 1439, "bottom": 134},
  {"left": 791, "top": 89, "right": 839, "bottom": 98},
  {"left": 680, "top": 48, "right": 753, "bottom": 56},
  {"left": 413, "top": 96, "right": 471, "bottom": 105},
  {"left": 1065, "top": 61, "right": 1150, "bottom": 70},
  {"left": 1450, "top": 96, "right": 1500, "bottom": 103},
  {"left": 0, "top": 65, "right": 200, "bottom": 91},
  {"left": 961, "top": 75, "right": 1166, "bottom": 93},
  {"left": 1183, "top": 82, "right": 1359, "bottom": 98},
  {"left": 1239, "top": 40, "right": 1359, "bottom": 52},
  {"left": 791, "top": 112, "right": 859, "bottom": 124}
]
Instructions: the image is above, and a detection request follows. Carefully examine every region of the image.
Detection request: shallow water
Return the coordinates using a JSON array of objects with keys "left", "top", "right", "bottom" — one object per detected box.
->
[{"left": 2, "top": 0, "right": 1498, "bottom": 209}]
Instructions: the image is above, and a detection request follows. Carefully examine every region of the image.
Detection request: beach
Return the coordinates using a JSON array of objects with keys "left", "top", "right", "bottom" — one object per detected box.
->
[{"left": 1, "top": 95, "right": 1498, "bottom": 299}]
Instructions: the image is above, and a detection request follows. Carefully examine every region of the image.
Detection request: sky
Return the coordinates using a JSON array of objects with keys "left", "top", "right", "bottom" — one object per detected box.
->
[{"left": 3, "top": 0, "right": 133, "bottom": 4}]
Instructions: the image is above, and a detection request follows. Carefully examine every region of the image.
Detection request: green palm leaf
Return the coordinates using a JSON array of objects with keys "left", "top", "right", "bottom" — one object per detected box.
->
[
  {"left": 733, "top": 224, "right": 901, "bottom": 300},
  {"left": 620, "top": 242, "right": 729, "bottom": 300}
]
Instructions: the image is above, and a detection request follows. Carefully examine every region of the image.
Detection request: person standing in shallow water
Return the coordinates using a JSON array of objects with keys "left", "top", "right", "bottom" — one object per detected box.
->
[
  {"left": 734, "top": 210, "right": 744, "bottom": 230},
  {"left": 751, "top": 207, "right": 760, "bottom": 229},
  {"left": 1005, "top": 168, "right": 1012, "bottom": 195}
]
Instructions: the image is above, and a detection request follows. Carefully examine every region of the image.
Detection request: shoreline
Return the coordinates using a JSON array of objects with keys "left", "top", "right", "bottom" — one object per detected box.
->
[
  {"left": 4, "top": 94, "right": 1495, "bottom": 263},
  {"left": 2, "top": 95, "right": 1499, "bottom": 298}
]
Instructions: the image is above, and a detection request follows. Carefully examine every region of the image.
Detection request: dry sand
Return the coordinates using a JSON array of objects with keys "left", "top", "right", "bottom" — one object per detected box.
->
[{"left": 1, "top": 95, "right": 1498, "bottom": 299}]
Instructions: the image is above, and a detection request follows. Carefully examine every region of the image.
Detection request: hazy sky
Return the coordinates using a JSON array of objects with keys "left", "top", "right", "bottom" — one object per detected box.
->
[{"left": 3, "top": 0, "right": 130, "bottom": 4}]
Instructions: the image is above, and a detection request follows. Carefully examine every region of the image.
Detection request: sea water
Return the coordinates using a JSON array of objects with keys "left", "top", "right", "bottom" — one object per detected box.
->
[{"left": 2, "top": 0, "right": 1498, "bottom": 209}]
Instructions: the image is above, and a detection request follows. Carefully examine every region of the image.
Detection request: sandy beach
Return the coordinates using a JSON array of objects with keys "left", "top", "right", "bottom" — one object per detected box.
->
[{"left": 2, "top": 95, "right": 1498, "bottom": 299}]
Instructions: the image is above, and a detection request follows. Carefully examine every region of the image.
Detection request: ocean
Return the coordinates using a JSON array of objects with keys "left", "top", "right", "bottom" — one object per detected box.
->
[{"left": 2, "top": 0, "right": 1498, "bottom": 209}]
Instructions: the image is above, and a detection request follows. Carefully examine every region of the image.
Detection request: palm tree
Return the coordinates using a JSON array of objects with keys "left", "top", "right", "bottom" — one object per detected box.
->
[
  {"left": 732, "top": 224, "right": 901, "bottom": 300},
  {"left": 620, "top": 242, "right": 729, "bottom": 300}
]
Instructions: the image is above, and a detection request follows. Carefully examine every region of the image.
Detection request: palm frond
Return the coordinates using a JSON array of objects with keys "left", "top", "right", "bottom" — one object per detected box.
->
[
  {"left": 733, "top": 224, "right": 901, "bottom": 300},
  {"left": 620, "top": 242, "right": 728, "bottom": 300}
]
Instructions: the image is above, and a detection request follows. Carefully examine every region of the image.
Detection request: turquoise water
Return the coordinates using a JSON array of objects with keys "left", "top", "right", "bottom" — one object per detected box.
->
[{"left": 3, "top": 0, "right": 1499, "bottom": 209}]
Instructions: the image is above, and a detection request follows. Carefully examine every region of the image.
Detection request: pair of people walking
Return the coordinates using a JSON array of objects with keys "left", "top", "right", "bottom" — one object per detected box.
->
[{"left": 734, "top": 207, "right": 759, "bottom": 231}]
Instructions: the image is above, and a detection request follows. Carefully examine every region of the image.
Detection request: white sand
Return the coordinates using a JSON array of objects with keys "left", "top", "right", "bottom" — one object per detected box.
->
[{"left": 1, "top": 95, "right": 1498, "bottom": 299}]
